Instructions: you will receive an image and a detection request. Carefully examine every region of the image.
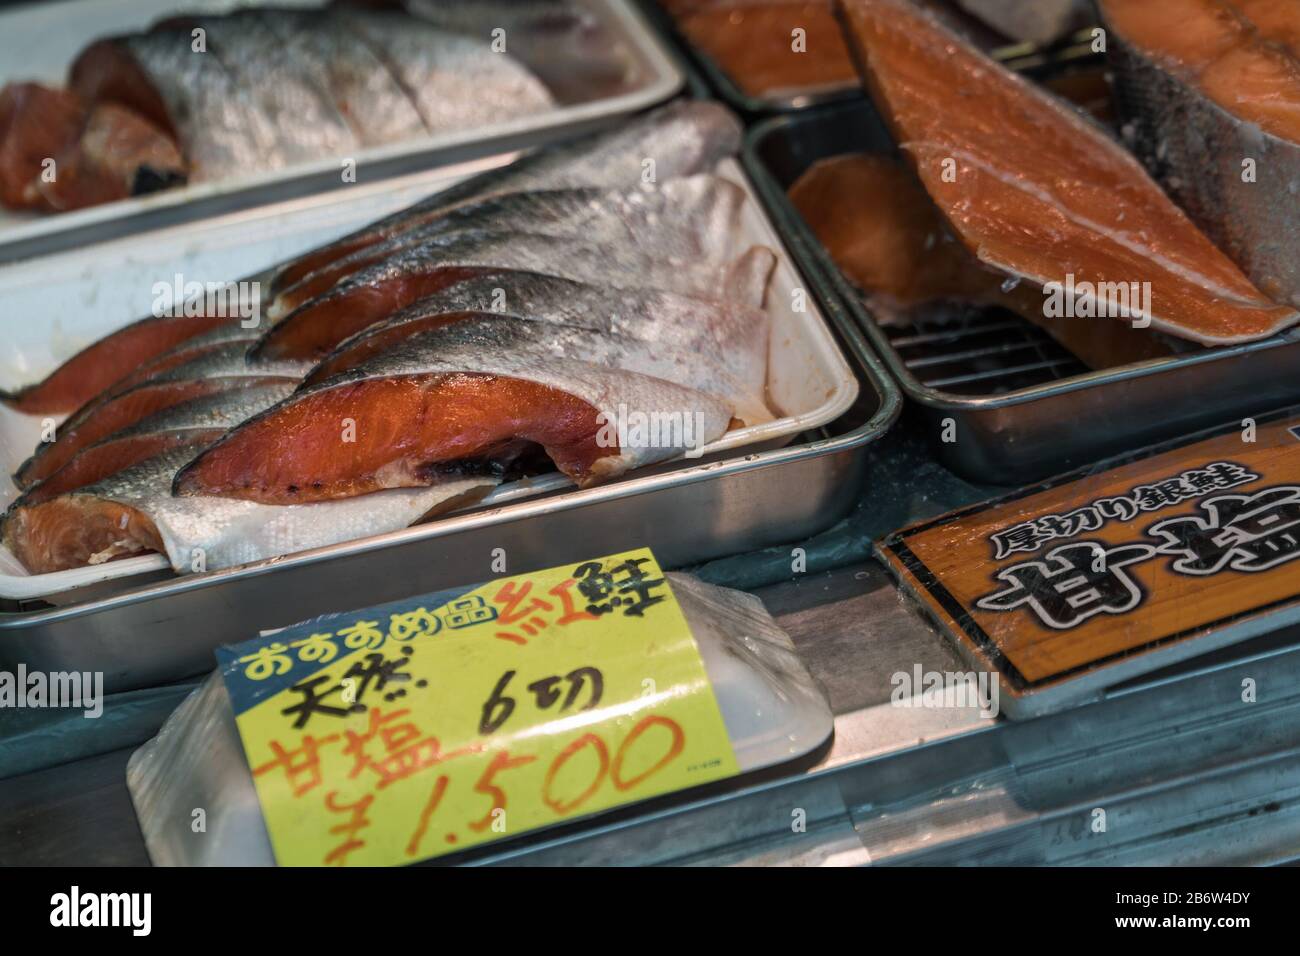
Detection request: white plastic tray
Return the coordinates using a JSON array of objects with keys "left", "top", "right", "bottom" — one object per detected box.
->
[
  {"left": 0, "top": 0, "right": 682, "bottom": 258},
  {"left": 0, "top": 156, "right": 859, "bottom": 599}
]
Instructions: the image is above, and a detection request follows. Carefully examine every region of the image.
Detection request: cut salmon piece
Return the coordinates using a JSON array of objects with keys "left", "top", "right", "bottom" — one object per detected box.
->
[
  {"left": 18, "top": 431, "right": 216, "bottom": 506},
  {"left": 15, "top": 380, "right": 295, "bottom": 502},
  {"left": 677, "top": 2, "right": 859, "bottom": 98},
  {"left": 1102, "top": 0, "right": 1300, "bottom": 140},
  {"left": 262, "top": 101, "right": 743, "bottom": 297},
  {"left": 253, "top": 266, "right": 488, "bottom": 363},
  {"left": 0, "top": 84, "right": 85, "bottom": 210},
  {"left": 1, "top": 313, "right": 235, "bottom": 415},
  {"left": 173, "top": 373, "right": 610, "bottom": 504},
  {"left": 789, "top": 151, "right": 1179, "bottom": 369},
  {"left": 788, "top": 153, "right": 1003, "bottom": 306},
  {"left": 840, "top": 0, "right": 1299, "bottom": 343},
  {"left": 0, "top": 82, "right": 183, "bottom": 213},
  {"left": 37, "top": 101, "right": 185, "bottom": 211},
  {"left": 179, "top": 315, "right": 741, "bottom": 505},
  {"left": 2, "top": 495, "right": 164, "bottom": 575},
  {"left": 1101, "top": 0, "right": 1300, "bottom": 305},
  {"left": 13, "top": 376, "right": 289, "bottom": 489}
]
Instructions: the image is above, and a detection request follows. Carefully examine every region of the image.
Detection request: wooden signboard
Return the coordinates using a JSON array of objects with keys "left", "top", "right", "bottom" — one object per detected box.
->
[{"left": 877, "top": 412, "right": 1300, "bottom": 718}]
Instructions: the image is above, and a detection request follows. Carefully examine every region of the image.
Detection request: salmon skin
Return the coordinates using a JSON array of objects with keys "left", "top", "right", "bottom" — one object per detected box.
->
[
  {"left": 174, "top": 316, "right": 739, "bottom": 505},
  {"left": 305, "top": 268, "right": 772, "bottom": 393},
  {"left": 838, "top": 0, "right": 1298, "bottom": 345},
  {"left": 1101, "top": 0, "right": 1300, "bottom": 307},
  {"left": 304, "top": 286, "right": 772, "bottom": 422},
  {"left": 14, "top": 382, "right": 297, "bottom": 506},
  {"left": 254, "top": 236, "right": 772, "bottom": 364},
  {"left": 64, "top": 7, "right": 551, "bottom": 185},
  {"left": 0, "top": 5, "right": 553, "bottom": 213},
  {"left": 251, "top": 174, "right": 765, "bottom": 363},
  {"left": 266, "top": 174, "right": 747, "bottom": 319},
  {"left": 266, "top": 100, "right": 743, "bottom": 295},
  {"left": 12, "top": 339, "right": 307, "bottom": 490}
]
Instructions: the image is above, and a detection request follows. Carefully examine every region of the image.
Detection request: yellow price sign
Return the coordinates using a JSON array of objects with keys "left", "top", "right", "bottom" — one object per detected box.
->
[{"left": 217, "top": 548, "right": 739, "bottom": 866}]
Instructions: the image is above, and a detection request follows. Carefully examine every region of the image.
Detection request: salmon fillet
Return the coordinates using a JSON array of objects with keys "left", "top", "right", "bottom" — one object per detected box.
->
[{"left": 839, "top": 0, "right": 1298, "bottom": 344}]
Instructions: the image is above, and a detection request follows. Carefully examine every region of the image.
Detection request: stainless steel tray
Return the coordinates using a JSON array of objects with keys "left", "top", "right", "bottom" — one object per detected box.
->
[
  {"left": 0, "top": 0, "right": 684, "bottom": 263},
  {"left": 745, "top": 96, "right": 1300, "bottom": 484},
  {"left": 0, "top": 176, "right": 902, "bottom": 695}
]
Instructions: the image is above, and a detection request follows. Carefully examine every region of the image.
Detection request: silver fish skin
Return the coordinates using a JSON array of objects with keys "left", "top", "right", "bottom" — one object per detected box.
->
[
  {"left": 79, "top": 381, "right": 298, "bottom": 445},
  {"left": 44, "top": 342, "right": 306, "bottom": 448},
  {"left": 334, "top": 313, "right": 771, "bottom": 426},
  {"left": 191, "top": 11, "right": 360, "bottom": 165},
  {"left": 308, "top": 270, "right": 771, "bottom": 423},
  {"left": 116, "top": 26, "right": 287, "bottom": 180},
  {"left": 267, "top": 174, "right": 750, "bottom": 318},
  {"left": 266, "top": 100, "right": 744, "bottom": 291},
  {"left": 138, "top": 341, "right": 311, "bottom": 387},
  {"left": 255, "top": 9, "right": 430, "bottom": 147},
  {"left": 254, "top": 232, "right": 772, "bottom": 364},
  {"left": 336, "top": 9, "right": 553, "bottom": 135},
  {"left": 374, "top": 100, "right": 742, "bottom": 230},
  {"left": 1105, "top": 7, "right": 1300, "bottom": 307},
  {"left": 106, "top": 320, "right": 267, "bottom": 391},
  {"left": 10, "top": 382, "right": 299, "bottom": 508},
  {"left": 297, "top": 324, "right": 735, "bottom": 479}
]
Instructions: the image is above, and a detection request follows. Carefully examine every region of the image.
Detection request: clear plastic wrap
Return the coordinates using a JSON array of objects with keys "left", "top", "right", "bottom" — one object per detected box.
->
[{"left": 126, "top": 572, "right": 833, "bottom": 866}]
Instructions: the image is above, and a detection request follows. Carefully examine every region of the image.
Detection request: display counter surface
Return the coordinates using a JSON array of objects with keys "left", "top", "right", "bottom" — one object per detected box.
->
[{"left": 5, "top": 558, "right": 1297, "bottom": 866}]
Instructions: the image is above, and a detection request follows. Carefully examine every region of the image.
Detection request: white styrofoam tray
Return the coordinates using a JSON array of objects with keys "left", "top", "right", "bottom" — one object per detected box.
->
[
  {"left": 0, "top": 156, "right": 859, "bottom": 599},
  {"left": 0, "top": 0, "right": 682, "bottom": 256}
]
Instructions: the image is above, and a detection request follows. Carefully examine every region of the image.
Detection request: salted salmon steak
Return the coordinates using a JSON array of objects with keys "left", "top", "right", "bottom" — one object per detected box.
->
[
  {"left": 174, "top": 319, "right": 738, "bottom": 505},
  {"left": 2, "top": 444, "right": 496, "bottom": 574},
  {"left": 12, "top": 340, "right": 303, "bottom": 491},
  {"left": 1101, "top": 0, "right": 1300, "bottom": 306},
  {"left": 265, "top": 100, "right": 742, "bottom": 296},
  {"left": 65, "top": 7, "right": 550, "bottom": 184},
  {"left": 304, "top": 268, "right": 772, "bottom": 397},
  {"left": 264, "top": 174, "right": 747, "bottom": 320},
  {"left": 15, "top": 383, "right": 295, "bottom": 506},
  {"left": 838, "top": 0, "right": 1298, "bottom": 344},
  {"left": 0, "top": 313, "right": 243, "bottom": 415},
  {"left": 250, "top": 179, "right": 767, "bottom": 363}
]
